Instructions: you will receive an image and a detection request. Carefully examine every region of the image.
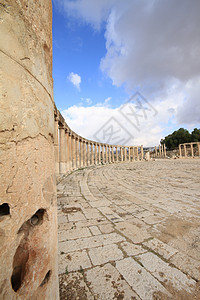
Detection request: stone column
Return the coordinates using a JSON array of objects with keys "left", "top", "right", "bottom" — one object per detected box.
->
[
  {"left": 76, "top": 138, "right": 79, "bottom": 168},
  {"left": 141, "top": 145, "right": 144, "bottom": 160},
  {"left": 108, "top": 145, "right": 111, "bottom": 163},
  {"left": 59, "top": 126, "right": 66, "bottom": 174},
  {"left": 0, "top": 1, "right": 59, "bottom": 297},
  {"left": 164, "top": 144, "right": 167, "bottom": 158},
  {"left": 120, "top": 147, "right": 123, "bottom": 162},
  {"left": 54, "top": 118, "right": 59, "bottom": 174},
  {"left": 124, "top": 147, "right": 127, "bottom": 161},
  {"left": 190, "top": 143, "right": 194, "bottom": 157},
  {"left": 159, "top": 145, "right": 161, "bottom": 157},
  {"left": 128, "top": 147, "right": 131, "bottom": 161},
  {"left": 65, "top": 131, "right": 69, "bottom": 171},
  {"left": 155, "top": 146, "right": 157, "bottom": 157},
  {"left": 98, "top": 144, "right": 101, "bottom": 164},
  {"left": 80, "top": 140, "right": 83, "bottom": 167},
  {"left": 184, "top": 144, "right": 187, "bottom": 157},
  {"left": 179, "top": 144, "right": 182, "bottom": 158},
  {"left": 198, "top": 143, "right": 200, "bottom": 157},
  {"left": 95, "top": 143, "right": 98, "bottom": 164},
  {"left": 68, "top": 133, "right": 72, "bottom": 170},
  {"left": 85, "top": 142, "right": 88, "bottom": 166},
  {"left": 91, "top": 143, "right": 94, "bottom": 165},
  {"left": 83, "top": 141, "right": 87, "bottom": 166},
  {"left": 136, "top": 147, "right": 139, "bottom": 160},
  {"left": 105, "top": 145, "right": 108, "bottom": 163},
  {"left": 71, "top": 135, "right": 76, "bottom": 169},
  {"left": 102, "top": 145, "right": 104, "bottom": 164},
  {"left": 111, "top": 146, "right": 114, "bottom": 163},
  {"left": 116, "top": 146, "right": 118, "bottom": 162}
]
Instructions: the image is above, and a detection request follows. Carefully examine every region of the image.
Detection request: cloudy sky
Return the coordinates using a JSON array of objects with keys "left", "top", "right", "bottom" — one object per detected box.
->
[{"left": 52, "top": 0, "right": 200, "bottom": 147}]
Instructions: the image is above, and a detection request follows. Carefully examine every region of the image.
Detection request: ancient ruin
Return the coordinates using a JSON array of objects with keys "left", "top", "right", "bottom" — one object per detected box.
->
[{"left": 1, "top": 1, "right": 200, "bottom": 299}]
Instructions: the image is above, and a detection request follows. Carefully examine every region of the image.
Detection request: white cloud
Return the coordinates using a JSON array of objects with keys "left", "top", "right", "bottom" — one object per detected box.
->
[
  {"left": 59, "top": 0, "right": 200, "bottom": 126},
  {"left": 86, "top": 98, "right": 92, "bottom": 105},
  {"left": 61, "top": 89, "right": 185, "bottom": 146},
  {"left": 68, "top": 72, "right": 81, "bottom": 90},
  {"left": 104, "top": 96, "right": 111, "bottom": 104}
]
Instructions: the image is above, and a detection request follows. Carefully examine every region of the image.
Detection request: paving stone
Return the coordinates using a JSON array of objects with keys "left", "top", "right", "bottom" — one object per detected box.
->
[
  {"left": 89, "top": 225, "right": 101, "bottom": 235},
  {"left": 88, "top": 244, "right": 124, "bottom": 265},
  {"left": 138, "top": 252, "right": 196, "bottom": 294},
  {"left": 121, "top": 241, "right": 147, "bottom": 256},
  {"left": 59, "top": 232, "right": 126, "bottom": 253},
  {"left": 59, "top": 227, "right": 91, "bottom": 242},
  {"left": 116, "top": 257, "right": 171, "bottom": 300},
  {"left": 89, "top": 199, "right": 112, "bottom": 207},
  {"left": 59, "top": 272, "right": 94, "bottom": 300},
  {"left": 169, "top": 252, "right": 200, "bottom": 281},
  {"left": 82, "top": 208, "right": 103, "bottom": 220},
  {"left": 115, "top": 221, "right": 151, "bottom": 243},
  {"left": 85, "top": 263, "right": 139, "bottom": 300},
  {"left": 59, "top": 250, "right": 92, "bottom": 274},
  {"left": 98, "top": 207, "right": 124, "bottom": 223},
  {"left": 98, "top": 223, "right": 114, "bottom": 234},
  {"left": 68, "top": 211, "right": 87, "bottom": 222},
  {"left": 143, "top": 238, "right": 178, "bottom": 260}
]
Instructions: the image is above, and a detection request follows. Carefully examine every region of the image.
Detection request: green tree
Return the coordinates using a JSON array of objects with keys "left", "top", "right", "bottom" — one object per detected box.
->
[
  {"left": 160, "top": 128, "right": 195, "bottom": 150},
  {"left": 191, "top": 128, "right": 200, "bottom": 142}
]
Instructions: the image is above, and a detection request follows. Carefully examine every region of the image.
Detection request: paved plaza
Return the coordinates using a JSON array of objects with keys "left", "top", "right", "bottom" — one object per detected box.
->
[{"left": 57, "top": 159, "right": 200, "bottom": 299}]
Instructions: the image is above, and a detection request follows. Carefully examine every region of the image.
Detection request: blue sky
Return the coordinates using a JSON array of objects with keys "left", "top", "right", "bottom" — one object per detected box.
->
[
  {"left": 53, "top": 3, "right": 127, "bottom": 110},
  {"left": 52, "top": 0, "right": 200, "bottom": 146}
]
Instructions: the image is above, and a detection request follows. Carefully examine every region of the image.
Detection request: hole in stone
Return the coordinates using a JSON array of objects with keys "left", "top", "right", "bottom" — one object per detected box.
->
[
  {"left": 11, "top": 243, "right": 29, "bottom": 292},
  {"left": 0, "top": 203, "right": 10, "bottom": 217},
  {"left": 40, "top": 270, "right": 51, "bottom": 287},
  {"left": 18, "top": 208, "right": 46, "bottom": 234},
  {"left": 30, "top": 209, "right": 45, "bottom": 226}
]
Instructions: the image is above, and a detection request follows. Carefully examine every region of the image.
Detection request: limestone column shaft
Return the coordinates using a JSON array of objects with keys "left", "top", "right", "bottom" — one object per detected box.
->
[
  {"left": 164, "top": 144, "right": 167, "bottom": 157},
  {"left": 102, "top": 145, "right": 104, "bottom": 163},
  {"left": 159, "top": 145, "right": 161, "bottom": 157},
  {"left": 76, "top": 138, "right": 79, "bottom": 168},
  {"left": 59, "top": 126, "right": 66, "bottom": 174},
  {"left": 98, "top": 144, "right": 101, "bottom": 164},
  {"left": 83, "top": 141, "right": 87, "bottom": 166},
  {"left": 86, "top": 142, "right": 89, "bottom": 166},
  {"left": 179, "top": 144, "right": 182, "bottom": 157},
  {"left": 108, "top": 146, "right": 111, "bottom": 163},
  {"left": 105, "top": 145, "right": 108, "bottom": 163},
  {"left": 54, "top": 119, "right": 59, "bottom": 174},
  {"left": 128, "top": 147, "right": 131, "bottom": 161},
  {"left": 111, "top": 146, "right": 114, "bottom": 163},
  {"left": 124, "top": 147, "right": 127, "bottom": 161},
  {"left": 65, "top": 132, "right": 69, "bottom": 171},
  {"left": 80, "top": 140, "right": 83, "bottom": 167},
  {"left": 141, "top": 145, "right": 144, "bottom": 160},
  {"left": 116, "top": 146, "right": 118, "bottom": 162},
  {"left": 71, "top": 136, "right": 76, "bottom": 169},
  {"left": 68, "top": 133, "right": 72, "bottom": 170},
  {"left": 95, "top": 143, "right": 98, "bottom": 164},
  {"left": 136, "top": 147, "right": 139, "bottom": 160},
  {"left": 190, "top": 143, "right": 194, "bottom": 157},
  {"left": 91, "top": 143, "right": 94, "bottom": 165},
  {"left": 120, "top": 147, "right": 123, "bottom": 162},
  {"left": 184, "top": 144, "right": 187, "bottom": 157}
]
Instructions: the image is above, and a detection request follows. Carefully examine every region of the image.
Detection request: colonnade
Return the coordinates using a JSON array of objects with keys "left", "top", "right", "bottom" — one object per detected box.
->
[
  {"left": 54, "top": 110, "right": 144, "bottom": 174},
  {"left": 153, "top": 144, "right": 167, "bottom": 158},
  {"left": 179, "top": 142, "right": 200, "bottom": 158}
]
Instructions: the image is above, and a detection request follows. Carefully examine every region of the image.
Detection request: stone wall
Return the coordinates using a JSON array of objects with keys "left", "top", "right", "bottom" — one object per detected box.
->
[{"left": 0, "top": 1, "right": 58, "bottom": 299}]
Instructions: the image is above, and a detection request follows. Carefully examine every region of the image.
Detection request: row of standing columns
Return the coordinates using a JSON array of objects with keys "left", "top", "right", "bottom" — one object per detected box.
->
[
  {"left": 154, "top": 144, "right": 167, "bottom": 158},
  {"left": 179, "top": 142, "right": 200, "bottom": 158},
  {"left": 54, "top": 114, "right": 144, "bottom": 174}
]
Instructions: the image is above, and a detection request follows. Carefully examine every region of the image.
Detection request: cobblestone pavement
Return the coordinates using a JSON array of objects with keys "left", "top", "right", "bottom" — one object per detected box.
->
[{"left": 57, "top": 159, "right": 200, "bottom": 300}]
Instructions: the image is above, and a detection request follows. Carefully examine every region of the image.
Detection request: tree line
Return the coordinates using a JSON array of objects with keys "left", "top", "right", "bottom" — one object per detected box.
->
[{"left": 160, "top": 128, "right": 200, "bottom": 150}]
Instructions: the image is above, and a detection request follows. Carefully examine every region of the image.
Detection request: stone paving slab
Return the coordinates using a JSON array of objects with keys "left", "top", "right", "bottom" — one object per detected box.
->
[{"left": 58, "top": 159, "right": 200, "bottom": 299}]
